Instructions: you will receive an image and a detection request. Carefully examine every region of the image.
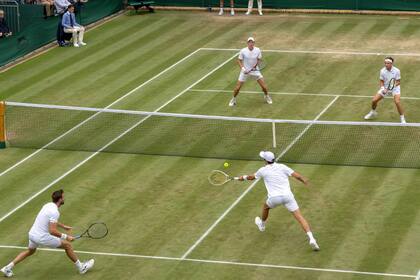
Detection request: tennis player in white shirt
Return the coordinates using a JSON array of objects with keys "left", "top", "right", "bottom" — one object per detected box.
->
[
  {"left": 1, "top": 190, "right": 94, "bottom": 278},
  {"left": 239, "top": 151, "right": 320, "bottom": 251},
  {"left": 229, "top": 37, "right": 272, "bottom": 106},
  {"left": 364, "top": 57, "right": 406, "bottom": 123}
]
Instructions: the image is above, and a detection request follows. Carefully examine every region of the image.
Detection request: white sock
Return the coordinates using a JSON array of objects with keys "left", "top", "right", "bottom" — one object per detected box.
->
[
  {"left": 75, "top": 260, "right": 82, "bottom": 270},
  {"left": 306, "top": 231, "right": 315, "bottom": 241},
  {"left": 6, "top": 262, "right": 14, "bottom": 269},
  {"left": 400, "top": 115, "right": 405, "bottom": 120},
  {"left": 261, "top": 219, "right": 266, "bottom": 226}
]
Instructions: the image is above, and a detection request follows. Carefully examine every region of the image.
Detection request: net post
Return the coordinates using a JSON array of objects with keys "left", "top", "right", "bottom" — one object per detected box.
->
[
  {"left": 272, "top": 122, "right": 277, "bottom": 148},
  {"left": 0, "top": 101, "right": 5, "bottom": 149}
]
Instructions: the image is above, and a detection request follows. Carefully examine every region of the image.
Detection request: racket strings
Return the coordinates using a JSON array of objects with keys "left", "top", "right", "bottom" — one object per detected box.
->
[
  {"left": 87, "top": 223, "right": 108, "bottom": 239},
  {"left": 208, "top": 171, "right": 229, "bottom": 185}
]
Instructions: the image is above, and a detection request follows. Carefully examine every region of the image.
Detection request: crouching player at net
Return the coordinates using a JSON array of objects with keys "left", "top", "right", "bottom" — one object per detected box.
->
[
  {"left": 1, "top": 190, "right": 94, "bottom": 277},
  {"left": 229, "top": 37, "right": 272, "bottom": 106},
  {"left": 364, "top": 57, "right": 406, "bottom": 123},
  {"left": 239, "top": 151, "right": 320, "bottom": 251}
]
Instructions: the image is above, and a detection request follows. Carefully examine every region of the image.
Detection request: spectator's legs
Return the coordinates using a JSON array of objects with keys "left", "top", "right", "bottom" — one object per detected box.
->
[
  {"left": 246, "top": 0, "right": 253, "bottom": 14},
  {"left": 77, "top": 26, "right": 85, "bottom": 44}
]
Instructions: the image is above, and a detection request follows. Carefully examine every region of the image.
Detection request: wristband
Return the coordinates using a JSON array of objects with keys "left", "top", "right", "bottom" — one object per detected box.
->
[
  {"left": 61, "top": 233, "right": 67, "bottom": 240},
  {"left": 242, "top": 175, "right": 248, "bottom": 181},
  {"left": 241, "top": 67, "right": 246, "bottom": 72},
  {"left": 380, "top": 86, "right": 385, "bottom": 90}
]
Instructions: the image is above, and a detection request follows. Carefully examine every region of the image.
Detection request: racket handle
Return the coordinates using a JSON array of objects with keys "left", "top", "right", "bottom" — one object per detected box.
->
[
  {"left": 74, "top": 235, "right": 81, "bottom": 239},
  {"left": 233, "top": 177, "right": 240, "bottom": 180}
]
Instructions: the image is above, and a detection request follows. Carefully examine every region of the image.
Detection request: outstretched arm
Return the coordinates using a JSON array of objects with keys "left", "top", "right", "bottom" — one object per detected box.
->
[
  {"left": 239, "top": 174, "right": 256, "bottom": 181},
  {"left": 291, "top": 171, "right": 309, "bottom": 186}
]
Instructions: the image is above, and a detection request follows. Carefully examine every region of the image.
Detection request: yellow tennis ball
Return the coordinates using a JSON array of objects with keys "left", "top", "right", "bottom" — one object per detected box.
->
[{"left": 224, "top": 162, "right": 229, "bottom": 168}]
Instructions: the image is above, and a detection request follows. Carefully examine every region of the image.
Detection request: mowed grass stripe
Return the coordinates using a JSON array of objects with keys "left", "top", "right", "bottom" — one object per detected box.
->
[
  {"left": 0, "top": 15, "right": 164, "bottom": 99},
  {"left": 7, "top": 19, "right": 185, "bottom": 103},
  {"left": 357, "top": 174, "right": 420, "bottom": 273}
]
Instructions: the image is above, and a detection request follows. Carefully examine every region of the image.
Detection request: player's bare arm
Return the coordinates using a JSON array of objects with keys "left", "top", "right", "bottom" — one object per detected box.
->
[
  {"left": 239, "top": 174, "right": 256, "bottom": 181},
  {"left": 49, "top": 222, "right": 74, "bottom": 241},
  {"left": 291, "top": 172, "right": 309, "bottom": 185}
]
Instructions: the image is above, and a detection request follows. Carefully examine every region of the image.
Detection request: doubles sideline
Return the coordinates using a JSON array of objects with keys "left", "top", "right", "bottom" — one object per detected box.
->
[{"left": 0, "top": 245, "right": 415, "bottom": 279}]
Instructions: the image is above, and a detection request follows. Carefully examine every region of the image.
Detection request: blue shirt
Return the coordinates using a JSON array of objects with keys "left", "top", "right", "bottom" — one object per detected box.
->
[{"left": 62, "top": 11, "right": 79, "bottom": 29}]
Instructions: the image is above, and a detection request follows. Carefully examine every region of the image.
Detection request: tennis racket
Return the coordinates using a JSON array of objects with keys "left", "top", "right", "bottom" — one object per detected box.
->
[
  {"left": 386, "top": 78, "right": 396, "bottom": 94},
  {"left": 208, "top": 170, "right": 239, "bottom": 186},
  {"left": 75, "top": 222, "right": 108, "bottom": 239},
  {"left": 249, "top": 59, "right": 266, "bottom": 72}
]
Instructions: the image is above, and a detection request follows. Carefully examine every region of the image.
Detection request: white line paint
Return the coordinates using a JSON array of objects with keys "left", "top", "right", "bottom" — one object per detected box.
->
[
  {"left": 415, "top": 270, "right": 420, "bottom": 280},
  {"left": 0, "top": 53, "right": 238, "bottom": 224},
  {"left": 200, "top": 47, "right": 420, "bottom": 57},
  {"left": 189, "top": 89, "right": 420, "bottom": 100},
  {"left": 0, "top": 245, "right": 415, "bottom": 278},
  {"left": 181, "top": 96, "right": 339, "bottom": 260},
  {"left": 0, "top": 48, "right": 203, "bottom": 178}
]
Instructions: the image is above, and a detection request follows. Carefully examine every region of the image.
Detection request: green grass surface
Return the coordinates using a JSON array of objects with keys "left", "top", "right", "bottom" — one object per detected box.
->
[{"left": 0, "top": 10, "right": 419, "bottom": 279}]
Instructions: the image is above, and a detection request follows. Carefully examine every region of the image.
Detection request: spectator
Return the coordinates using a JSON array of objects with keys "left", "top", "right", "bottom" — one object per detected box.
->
[
  {"left": 246, "top": 0, "right": 263, "bottom": 16},
  {"left": 0, "top": 9, "right": 12, "bottom": 38},
  {"left": 219, "top": 0, "right": 234, "bottom": 16},
  {"left": 62, "top": 4, "right": 86, "bottom": 47},
  {"left": 54, "top": 0, "right": 70, "bottom": 46},
  {"left": 39, "top": 0, "right": 55, "bottom": 18},
  {"left": 54, "top": 0, "right": 70, "bottom": 15}
]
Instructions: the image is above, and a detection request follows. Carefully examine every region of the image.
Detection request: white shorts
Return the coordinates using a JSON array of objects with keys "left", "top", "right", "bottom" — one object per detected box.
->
[
  {"left": 266, "top": 194, "right": 299, "bottom": 212},
  {"left": 238, "top": 70, "right": 263, "bottom": 82},
  {"left": 378, "top": 87, "right": 400, "bottom": 97},
  {"left": 28, "top": 233, "right": 61, "bottom": 249}
]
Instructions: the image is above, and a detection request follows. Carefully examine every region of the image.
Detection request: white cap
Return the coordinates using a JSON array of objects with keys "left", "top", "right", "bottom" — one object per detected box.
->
[
  {"left": 247, "top": 37, "right": 255, "bottom": 42},
  {"left": 259, "top": 151, "right": 275, "bottom": 162}
]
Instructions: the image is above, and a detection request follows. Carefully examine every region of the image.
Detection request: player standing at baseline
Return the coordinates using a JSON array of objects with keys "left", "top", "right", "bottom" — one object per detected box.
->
[
  {"left": 239, "top": 151, "right": 320, "bottom": 251},
  {"left": 1, "top": 190, "right": 94, "bottom": 277},
  {"left": 364, "top": 57, "right": 406, "bottom": 123},
  {"left": 229, "top": 37, "right": 272, "bottom": 106}
]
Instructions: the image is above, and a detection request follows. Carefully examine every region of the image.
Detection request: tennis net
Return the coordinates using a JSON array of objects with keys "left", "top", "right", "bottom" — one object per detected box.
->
[{"left": 3, "top": 101, "right": 420, "bottom": 168}]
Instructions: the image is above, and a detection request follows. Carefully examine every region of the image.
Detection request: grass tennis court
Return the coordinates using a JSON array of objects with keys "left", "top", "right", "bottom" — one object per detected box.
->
[{"left": 0, "top": 10, "right": 419, "bottom": 279}]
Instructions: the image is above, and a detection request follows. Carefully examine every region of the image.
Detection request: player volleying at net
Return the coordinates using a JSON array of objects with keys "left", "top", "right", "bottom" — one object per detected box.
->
[
  {"left": 1, "top": 190, "right": 94, "bottom": 278},
  {"left": 229, "top": 37, "right": 272, "bottom": 107},
  {"left": 364, "top": 57, "right": 406, "bottom": 123},
  {"left": 209, "top": 152, "right": 320, "bottom": 251}
]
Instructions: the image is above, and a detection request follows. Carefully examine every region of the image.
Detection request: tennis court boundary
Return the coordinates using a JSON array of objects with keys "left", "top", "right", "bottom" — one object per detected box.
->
[
  {"left": 0, "top": 245, "right": 415, "bottom": 279},
  {"left": 0, "top": 52, "right": 238, "bottom": 224},
  {"left": 181, "top": 96, "right": 340, "bottom": 259},
  {"left": 201, "top": 47, "right": 420, "bottom": 57},
  {"left": 189, "top": 89, "right": 420, "bottom": 100}
]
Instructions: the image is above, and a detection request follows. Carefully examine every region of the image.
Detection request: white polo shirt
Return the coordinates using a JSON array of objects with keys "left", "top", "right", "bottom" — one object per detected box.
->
[
  {"left": 29, "top": 202, "right": 60, "bottom": 237},
  {"left": 239, "top": 47, "right": 262, "bottom": 71},
  {"left": 380, "top": 66, "right": 401, "bottom": 89},
  {"left": 255, "top": 163, "right": 294, "bottom": 197}
]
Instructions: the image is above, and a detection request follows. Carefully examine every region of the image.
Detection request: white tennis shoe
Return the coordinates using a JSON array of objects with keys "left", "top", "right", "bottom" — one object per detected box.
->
[
  {"left": 1, "top": 266, "right": 13, "bottom": 278},
  {"left": 264, "top": 95, "right": 273, "bottom": 104},
  {"left": 230, "top": 9, "right": 235, "bottom": 16},
  {"left": 364, "top": 110, "right": 377, "bottom": 120},
  {"left": 229, "top": 97, "right": 236, "bottom": 107},
  {"left": 309, "top": 239, "right": 320, "bottom": 251},
  {"left": 245, "top": 10, "right": 251, "bottom": 15},
  {"left": 258, "top": 10, "right": 263, "bottom": 16},
  {"left": 79, "top": 42, "right": 87, "bottom": 46},
  {"left": 79, "top": 259, "right": 94, "bottom": 274},
  {"left": 254, "top": 217, "right": 265, "bottom": 232},
  {"left": 218, "top": 8, "right": 223, "bottom": 15}
]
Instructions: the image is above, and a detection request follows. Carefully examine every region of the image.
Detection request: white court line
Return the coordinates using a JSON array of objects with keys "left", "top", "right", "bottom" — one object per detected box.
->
[
  {"left": 0, "top": 53, "right": 238, "bottom": 224},
  {"left": 0, "top": 48, "right": 203, "bottom": 179},
  {"left": 189, "top": 89, "right": 420, "bottom": 100},
  {"left": 181, "top": 96, "right": 340, "bottom": 260},
  {"left": 201, "top": 47, "right": 420, "bottom": 57},
  {"left": 0, "top": 245, "right": 415, "bottom": 279}
]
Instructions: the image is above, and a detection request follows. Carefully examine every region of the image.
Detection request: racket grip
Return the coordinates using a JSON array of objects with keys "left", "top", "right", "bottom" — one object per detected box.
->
[
  {"left": 74, "top": 235, "right": 81, "bottom": 239},
  {"left": 233, "top": 177, "right": 240, "bottom": 180}
]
